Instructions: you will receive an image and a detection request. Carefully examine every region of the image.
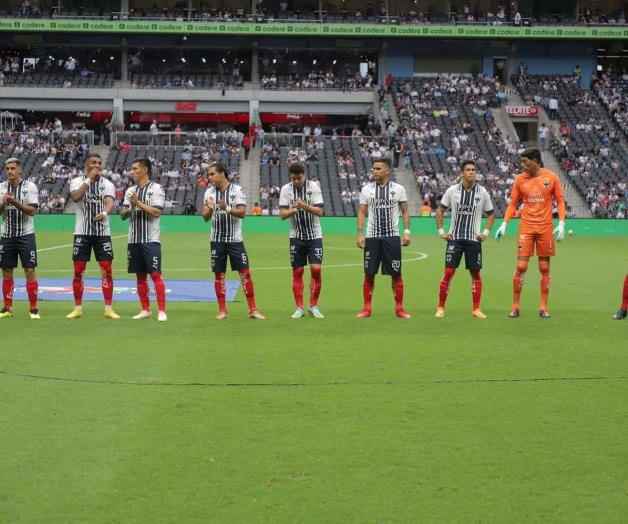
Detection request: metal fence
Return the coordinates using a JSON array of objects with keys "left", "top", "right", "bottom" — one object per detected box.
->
[{"left": 112, "top": 131, "right": 243, "bottom": 147}]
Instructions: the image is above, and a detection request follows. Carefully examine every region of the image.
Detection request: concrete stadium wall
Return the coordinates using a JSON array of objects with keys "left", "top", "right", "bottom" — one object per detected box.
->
[{"left": 30, "top": 216, "right": 628, "bottom": 236}]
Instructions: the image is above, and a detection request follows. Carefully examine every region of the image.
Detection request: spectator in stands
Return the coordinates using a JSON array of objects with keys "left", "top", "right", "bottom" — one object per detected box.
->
[
  {"left": 538, "top": 123, "right": 550, "bottom": 151},
  {"left": 183, "top": 201, "right": 197, "bottom": 215},
  {"left": 251, "top": 202, "right": 262, "bottom": 215},
  {"left": 548, "top": 95, "right": 558, "bottom": 120},
  {"left": 242, "top": 134, "right": 251, "bottom": 159}
]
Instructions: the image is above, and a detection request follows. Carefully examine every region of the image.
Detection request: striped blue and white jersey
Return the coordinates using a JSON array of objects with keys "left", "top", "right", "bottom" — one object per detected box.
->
[
  {"left": 204, "top": 183, "right": 247, "bottom": 243},
  {"left": 440, "top": 183, "right": 493, "bottom": 242},
  {"left": 278, "top": 180, "right": 324, "bottom": 240},
  {"left": 360, "top": 181, "right": 407, "bottom": 238},
  {"left": 123, "top": 182, "right": 165, "bottom": 244},
  {"left": 70, "top": 175, "right": 116, "bottom": 236},
  {"left": 0, "top": 180, "right": 39, "bottom": 238}
]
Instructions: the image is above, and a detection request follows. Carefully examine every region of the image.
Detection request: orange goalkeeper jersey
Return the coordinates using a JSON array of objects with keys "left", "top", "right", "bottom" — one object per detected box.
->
[{"left": 506, "top": 168, "right": 566, "bottom": 232}]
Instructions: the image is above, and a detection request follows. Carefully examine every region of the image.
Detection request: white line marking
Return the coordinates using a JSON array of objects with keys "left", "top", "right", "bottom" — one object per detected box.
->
[
  {"left": 35, "top": 251, "right": 429, "bottom": 272},
  {"left": 37, "top": 234, "right": 127, "bottom": 253}
]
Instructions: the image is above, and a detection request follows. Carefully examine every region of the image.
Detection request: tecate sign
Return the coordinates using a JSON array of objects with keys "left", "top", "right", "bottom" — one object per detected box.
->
[{"left": 506, "top": 106, "right": 539, "bottom": 117}]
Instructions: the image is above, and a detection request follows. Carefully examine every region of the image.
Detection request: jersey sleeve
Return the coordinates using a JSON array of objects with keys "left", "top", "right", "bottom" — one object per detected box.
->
[
  {"left": 234, "top": 186, "right": 246, "bottom": 207},
  {"left": 278, "top": 185, "right": 291, "bottom": 208},
  {"left": 26, "top": 182, "right": 39, "bottom": 207},
  {"left": 359, "top": 185, "right": 369, "bottom": 206},
  {"left": 553, "top": 173, "right": 566, "bottom": 220},
  {"left": 122, "top": 187, "right": 134, "bottom": 207},
  {"left": 0, "top": 184, "right": 6, "bottom": 205},
  {"left": 312, "top": 182, "right": 324, "bottom": 206},
  {"left": 504, "top": 177, "right": 521, "bottom": 222},
  {"left": 397, "top": 184, "right": 408, "bottom": 204},
  {"left": 482, "top": 188, "right": 494, "bottom": 213},
  {"left": 440, "top": 187, "right": 452, "bottom": 208},
  {"left": 103, "top": 180, "right": 115, "bottom": 199},
  {"left": 69, "top": 177, "right": 84, "bottom": 193},
  {"left": 152, "top": 184, "right": 165, "bottom": 209},
  {"left": 203, "top": 188, "right": 213, "bottom": 203}
]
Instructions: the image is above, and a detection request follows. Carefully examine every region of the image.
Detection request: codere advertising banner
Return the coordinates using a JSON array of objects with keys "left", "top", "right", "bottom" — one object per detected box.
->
[{"left": 0, "top": 18, "right": 626, "bottom": 40}]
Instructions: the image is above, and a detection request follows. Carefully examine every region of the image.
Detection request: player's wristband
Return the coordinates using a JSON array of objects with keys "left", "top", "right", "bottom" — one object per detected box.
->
[
  {"left": 404, "top": 229, "right": 411, "bottom": 235},
  {"left": 101, "top": 211, "right": 107, "bottom": 217},
  {"left": 438, "top": 228, "right": 445, "bottom": 235},
  {"left": 482, "top": 229, "right": 490, "bottom": 237},
  {"left": 225, "top": 206, "right": 232, "bottom": 214}
]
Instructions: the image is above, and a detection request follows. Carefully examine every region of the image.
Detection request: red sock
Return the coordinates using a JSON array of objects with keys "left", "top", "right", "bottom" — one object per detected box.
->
[
  {"left": 2, "top": 277, "right": 14, "bottom": 309},
  {"left": 26, "top": 279, "right": 38, "bottom": 310},
  {"left": 622, "top": 274, "right": 628, "bottom": 310},
  {"left": 363, "top": 274, "right": 375, "bottom": 311},
  {"left": 470, "top": 270, "right": 482, "bottom": 310},
  {"left": 98, "top": 260, "right": 113, "bottom": 306},
  {"left": 539, "top": 260, "right": 550, "bottom": 311},
  {"left": 513, "top": 261, "right": 528, "bottom": 308},
  {"left": 150, "top": 272, "right": 166, "bottom": 313},
  {"left": 292, "top": 267, "right": 304, "bottom": 309},
  {"left": 392, "top": 276, "right": 404, "bottom": 310},
  {"left": 438, "top": 267, "right": 456, "bottom": 308},
  {"left": 239, "top": 269, "right": 257, "bottom": 312},
  {"left": 309, "top": 265, "right": 322, "bottom": 308},
  {"left": 136, "top": 273, "right": 150, "bottom": 311},
  {"left": 214, "top": 272, "right": 226, "bottom": 312},
  {"left": 72, "top": 260, "right": 87, "bottom": 306}
]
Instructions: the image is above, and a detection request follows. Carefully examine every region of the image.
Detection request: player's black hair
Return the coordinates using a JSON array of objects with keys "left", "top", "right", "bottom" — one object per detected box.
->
[
  {"left": 520, "top": 147, "right": 542, "bottom": 164},
  {"left": 4, "top": 157, "right": 21, "bottom": 167},
  {"left": 373, "top": 157, "right": 392, "bottom": 169},
  {"left": 208, "top": 162, "right": 230, "bottom": 179},
  {"left": 85, "top": 152, "right": 101, "bottom": 162},
  {"left": 288, "top": 162, "right": 305, "bottom": 175},
  {"left": 460, "top": 160, "right": 476, "bottom": 171},
  {"left": 132, "top": 157, "right": 152, "bottom": 177}
]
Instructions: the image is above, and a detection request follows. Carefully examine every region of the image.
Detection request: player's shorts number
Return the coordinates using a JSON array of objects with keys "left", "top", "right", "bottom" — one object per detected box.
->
[
  {"left": 391, "top": 260, "right": 401, "bottom": 271},
  {"left": 102, "top": 241, "right": 113, "bottom": 254},
  {"left": 241, "top": 252, "right": 248, "bottom": 264},
  {"left": 152, "top": 256, "right": 159, "bottom": 271}
]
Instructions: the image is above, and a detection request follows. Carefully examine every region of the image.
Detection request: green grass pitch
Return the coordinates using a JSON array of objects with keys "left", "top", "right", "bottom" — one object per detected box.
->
[{"left": 1, "top": 231, "right": 626, "bottom": 522}]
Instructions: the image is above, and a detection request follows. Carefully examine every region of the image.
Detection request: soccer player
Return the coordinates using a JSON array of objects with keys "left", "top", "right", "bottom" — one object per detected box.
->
[
  {"left": 435, "top": 160, "right": 495, "bottom": 319},
  {"left": 120, "top": 158, "right": 167, "bottom": 322},
  {"left": 279, "top": 162, "right": 325, "bottom": 319},
  {"left": 495, "top": 148, "right": 566, "bottom": 318},
  {"left": 0, "top": 158, "right": 40, "bottom": 319},
  {"left": 612, "top": 274, "right": 627, "bottom": 320},
  {"left": 66, "top": 153, "right": 120, "bottom": 319},
  {"left": 356, "top": 158, "right": 411, "bottom": 319},
  {"left": 202, "top": 162, "right": 265, "bottom": 320}
]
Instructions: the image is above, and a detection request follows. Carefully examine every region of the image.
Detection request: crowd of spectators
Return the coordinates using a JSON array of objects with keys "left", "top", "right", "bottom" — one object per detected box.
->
[
  {"left": 515, "top": 73, "right": 627, "bottom": 219},
  {"left": 593, "top": 74, "right": 628, "bottom": 137},
  {"left": 6, "top": 0, "right": 626, "bottom": 26},
  {"left": 261, "top": 70, "right": 373, "bottom": 91}
]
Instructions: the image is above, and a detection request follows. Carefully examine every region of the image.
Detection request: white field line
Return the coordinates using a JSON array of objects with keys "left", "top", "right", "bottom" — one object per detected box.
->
[
  {"left": 35, "top": 250, "right": 429, "bottom": 272},
  {"left": 37, "top": 234, "right": 127, "bottom": 253}
]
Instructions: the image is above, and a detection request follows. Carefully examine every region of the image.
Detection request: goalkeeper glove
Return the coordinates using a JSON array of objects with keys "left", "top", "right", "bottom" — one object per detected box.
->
[
  {"left": 553, "top": 220, "right": 566, "bottom": 242},
  {"left": 495, "top": 221, "right": 507, "bottom": 242}
]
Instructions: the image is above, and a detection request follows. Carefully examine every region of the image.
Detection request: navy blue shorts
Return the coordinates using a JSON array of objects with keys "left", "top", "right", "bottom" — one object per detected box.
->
[
  {"left": 128, "top": 242, "right": 162, "bottom": 274},
  {"left": 290, "top": 238, "right": 323, "bottom": 268},
  {"left": 210, "top": 241, "right": 249, "bottom": 273},
  {"left": 364, "top": 236, "right": 401, "bottom": 276},
  {"left": 72, "top": 235, "right": 114, "bottom": 262},
  {"left": 0, "top": 234, "right": 37, "bottom": 269},
  {"left": 445, "top": 240, "right": 482, "bottom": 270}
]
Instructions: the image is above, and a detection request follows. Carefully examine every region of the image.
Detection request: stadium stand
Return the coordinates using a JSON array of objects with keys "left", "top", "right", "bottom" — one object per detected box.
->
[
  {"left": 104, "top": 137, "right": 242, "bottom": 215},
  {"left": 514, "top": 74, "right": 628, "bottom": 218},
  {"left": 258, "top": 135, "right": 388, "bottom": 217},
  {"left": 129, "top": 73, "right": 243, "bottom": 90},
  {"left": 390, "top": 75, "right": 518, "bottom": 215}
]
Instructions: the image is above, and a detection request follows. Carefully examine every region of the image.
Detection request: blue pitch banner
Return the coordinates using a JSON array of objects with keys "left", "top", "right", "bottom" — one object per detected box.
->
[{"left": 12, "top": 279, "right": 240, "bottom": 302}]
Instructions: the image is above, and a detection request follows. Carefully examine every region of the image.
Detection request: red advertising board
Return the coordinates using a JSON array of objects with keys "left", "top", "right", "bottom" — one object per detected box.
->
[{"left": 506, "top": 106, "right": 539, "bottom": 117}]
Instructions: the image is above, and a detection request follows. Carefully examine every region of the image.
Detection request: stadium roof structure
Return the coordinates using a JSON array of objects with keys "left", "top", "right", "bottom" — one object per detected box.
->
[{"left": 1, "top": 19, "right": 626, "bottom": 41}]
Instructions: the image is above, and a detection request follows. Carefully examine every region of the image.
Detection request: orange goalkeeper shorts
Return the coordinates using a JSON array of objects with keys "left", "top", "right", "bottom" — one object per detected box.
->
[{"left": 516, "top": 229, "right": 556, "bottom": 258}]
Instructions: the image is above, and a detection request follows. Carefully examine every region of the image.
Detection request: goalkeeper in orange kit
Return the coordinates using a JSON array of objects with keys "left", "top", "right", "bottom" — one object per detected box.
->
[{"left": 495, "top": 148, "right": 566, "bottom": 318}]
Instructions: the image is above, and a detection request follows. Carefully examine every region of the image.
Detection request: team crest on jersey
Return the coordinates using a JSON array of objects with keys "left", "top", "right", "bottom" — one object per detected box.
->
[
  {"left": 543, "top": 180, "right": 550, "bottom": 189},
  {"left": 475, "top": 195, "right": 481, "bottom": 202}
]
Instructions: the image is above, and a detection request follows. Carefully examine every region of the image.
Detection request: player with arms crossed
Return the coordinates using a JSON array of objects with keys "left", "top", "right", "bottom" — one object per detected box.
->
[
  {"left": 120, "top": 158, "right": 167, "bottom": 321},
  {"left": 66, "top": 153, "right": 120, "bottom": 319},
  {"left": 202, "top": 162, "right": 265, "bottom": 320},
  {"left": 356, "top": 158, "right": 411, "bottom": 319},
  {"left": 435, "top": 160, "right": 495, "bottom": 319},
  {"left": 612, "top": 274, "right": 627, "bottom": 320},
  {"left": 0, "top": 158, "right": 40, "bottom": 319},
  {"left": 279, "top": 162, "right": 325, "bottom": 319},
  {"left": 495, "top": 148, "right": 566, "bottom": 318}
]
